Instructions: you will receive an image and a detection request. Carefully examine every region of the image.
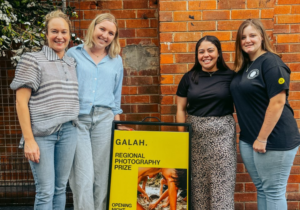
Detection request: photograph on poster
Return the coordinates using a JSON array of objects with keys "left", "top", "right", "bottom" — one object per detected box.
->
[{"left": 137, "top": 167, "right": 187, "bottom": 210}]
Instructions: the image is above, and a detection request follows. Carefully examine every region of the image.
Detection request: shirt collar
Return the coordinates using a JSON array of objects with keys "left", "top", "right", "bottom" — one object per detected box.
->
[{"left": 42, "top": 45, "right": 73, "bottom": 66}]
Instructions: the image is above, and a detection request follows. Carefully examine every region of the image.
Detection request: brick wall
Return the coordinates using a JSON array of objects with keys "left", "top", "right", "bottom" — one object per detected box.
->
[{"left": 159, "top": 0, "right": 300, "bottom": 209}]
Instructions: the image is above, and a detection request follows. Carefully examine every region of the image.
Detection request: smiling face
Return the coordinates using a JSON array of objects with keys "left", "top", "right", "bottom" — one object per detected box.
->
[
  {"left": 241, "top": 25, "right": 264, "bottom": 60},
  {"left": 46, "top": 17, "right": 70, "bottom": 58},
  {"left": 197, "top": 41, "right": 219, "bottom": 72},
  {"left": 93, "top": 20, "right": 116, "bottom": 50}
]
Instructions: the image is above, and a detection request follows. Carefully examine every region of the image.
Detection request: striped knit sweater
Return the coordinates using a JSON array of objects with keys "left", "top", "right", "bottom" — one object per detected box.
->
[{"left": 10, "top": 46, "right": 79, "bottom": 148}]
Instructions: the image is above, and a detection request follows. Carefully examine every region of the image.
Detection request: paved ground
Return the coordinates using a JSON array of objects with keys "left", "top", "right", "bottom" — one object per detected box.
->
[{"left": 0, "top": 207, "right": 73, "bottom": 210}]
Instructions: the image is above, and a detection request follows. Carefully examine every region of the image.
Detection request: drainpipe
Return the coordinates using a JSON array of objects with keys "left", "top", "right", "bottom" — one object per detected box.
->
[{"left": 62, "top": 0, "right": 66, "bottom": 12}]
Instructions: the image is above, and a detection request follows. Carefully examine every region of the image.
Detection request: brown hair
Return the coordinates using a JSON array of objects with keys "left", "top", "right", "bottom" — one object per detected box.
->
[
  {"left": 234, "top": 19, "right": 280, "bottom": 72},
  {"left": 45, "top": 9, "right": 72, "bottom": 36},
  {"left": 84, "top": 13, "right": 120, "bottom": 58}
]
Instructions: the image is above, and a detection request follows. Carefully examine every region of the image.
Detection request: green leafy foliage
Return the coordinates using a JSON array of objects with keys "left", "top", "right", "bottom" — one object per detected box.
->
[{"left": 0, "top": 0, "right": 82, "bottom": 66}]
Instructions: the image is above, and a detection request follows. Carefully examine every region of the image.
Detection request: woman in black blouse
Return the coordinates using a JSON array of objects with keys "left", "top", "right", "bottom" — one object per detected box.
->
[{"left": 176, "top": 35, "right": 236, "bottom": 210}]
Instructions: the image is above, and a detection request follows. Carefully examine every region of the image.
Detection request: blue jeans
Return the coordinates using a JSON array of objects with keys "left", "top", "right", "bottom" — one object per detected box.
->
[
  {"left": 239, "top": 140, "right": 299, "bottom": 210},
  {"left": 69, "top": 107, "right": 114, "bottom": 210},
  {"left": 29, "top": 121, "right": 77, "bottom": 210}
]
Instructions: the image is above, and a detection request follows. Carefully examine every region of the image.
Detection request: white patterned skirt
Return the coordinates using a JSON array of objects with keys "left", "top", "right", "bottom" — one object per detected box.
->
[{"left": 187, "top": 114, "right": 237, "bottom": 210}]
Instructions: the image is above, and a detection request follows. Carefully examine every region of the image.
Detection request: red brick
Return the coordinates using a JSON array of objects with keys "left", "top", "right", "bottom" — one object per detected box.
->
[
  {"left": 234, "top": 203, "right": 244, "bottom": 210},
  {"left": 287, "top": 202, "right": 299, "bottom": 210},
  {"left": 160, "top": 96, "right": 174, "bottom": 105},
  {"left": 232, "top": 10, "right": 259, "bottom": 20},
  {"left": 188, "top": 21, "right": 216, "bottom": 31},
  {"left": 222, "top": 42, "right": 235, "bottom": 51},
  {"left": 274, "top": 25, "right": 290, "bottom": 34},
  {"left": 161, "top": 105, "right": 176, "bottom": 114},
  {"left": 160, "top": 12, "right": 172, "bottom": 22},
  {"left": 173, "top": 11, "right": 202, "bottom": 21},
  {"left": 126, "top": 19, "right": 149, "bottom": 28},
  {"left": 275, "top": 44, "right": 289, "bottom": 53},
  {"left": 218, "top": 20, "right": 244, "bottom": 30},
  {"left": 261, "top": 9, "right": 274, "bottom": 19},
  {"left": 287, "top": 183, "right": 299, "bottom": 192},
  {"left": 282, "top": 53, "right": 300, "bottom": 62},
  {"left": 130, "top": 77, "right": 153, "bottom": 85},
  {"left": 275, "top": 5, "right": 291, "bottom": 14},
  {"left": 149, "top": 0, "right": 158, "bottom": 9},
  {"left": 203, "top": 10, "right": 230, "bottom": 20},
  {"left": 235, "top": 183, "right": 244, "bottom": 192},
  {"left": 290, "top": 63, "right": 300, "bottom": 71},
  {"left": 247, "top": 0, "right": 275, "bottom": 8},
  {"left": 292, "top": 5, "right": 300, "bottom": 14},
  {"left": 126, "top": 38, "right": 152, "bottom": 45},
  {"left": 160, "top": 75, "right": 174, "bottom": 84},
  {"left": 160, "top": 64, "right": 188, "bottom": 74},
  {"left": 291, "top": 25, "right": 300, "bottom": 33},
  {"left": 160, "top": 1, "right": 187, "bottom": 11},
  {"left": 83, "top": 10, "right": 109, "bottom": 19},
  {"left": 261, "top": 19, "right": 274, "bottom": 30},
  {"left": 160, "top": 33, "right": 173, "bottom": 42},
  {"left": 137, "top": 86, "right": 159, "bottom": 94},
  {"left": 137, "top": 9, "right": 157, "bottom": 19},
  {"left": 278, "top": 0, "right": 300, "bottom": 4},
  {"left": 110, "top": 10, "right": 136, "bottom": 19},
  {"left": 119, "top": 29, "right": 135, "bottom": 38},
  {"left": 161, "top": 43, "right": 187, "bottom": 53},
  {"left": 290, "top": 44, "right": 300, "bottom": 52},
  {"left": 136, "top": 29, "right": 157, "bottom": 37},
  {"left": 188, "top": 1, "right": 217, "bottom": 10},
  {"left": 237, "top": 163, "right": 245, "bottom": 173},
  {"left": 136, "top": 104, "right": 159, "bottom": 113},
  {"left": 161, "top": 115, "right": 174, "bottom": 122},
  {"left": 245, "top": 203, "right": 258, "bottom": 210},
  {"left": 277, "top": 34, "right": 300, "bottom": 43},
  {"left": 174, "top": 32, "right": 202, "bottom": 42},
  {"left": 236, "top": 173, "right": 252, "bottom": 182},
  {"left": 80, "top": 1, "right": 97, "bottom": 10},
  {"left": 128, "top": 95, "right": 150, "bottom": 103},
  {"left": 218, "top": 0, "right": 245, "bottom": 9},
  {"left": 174, "top": 74, "right": 184, "bottom": 84},
  {"left": 160, "top": 85, "right": 178, "bottom": 94},
  {"left": 150, "top": 95, "right": 159, "bottom": 103},
  {"left": 150, "top": 19, "right": 158, "bottom": 28},
  {"left": 97, "top": 1, "right": 122, "bottom": 9},
  {"left": 202, "top": 32, "right": 231, "bottom": 41},
  {"left": 234, "top": 193, "right": 257, "bottom": 202},
  {"left": 74, "top": 20, "right": 92, "bottom": 29},
  {"left": 188, "top": 43, "right": 197, "bottom": 52},
  {"left": 245, "top": 183, "right": 256, "bottom": 192},
  {"left": 117, "top": 20, "right": 125, "bottom": 28},
  {"left": 124, "top": 1, "right": 148, "bottom": 9},
  {"left": 287, "top": 193, "right": 300, "bottom": 201},
  {"left": 160, "top": 22, "right": 187, "bottom": 32},
  {"left": 290, "top": 82, "right": 300, "bottom": 91},
  {"left": 175, "top": 54, "right": 194, "bottom": 63},
  {"left": 125, "top": 114, "right": 151, "bottom": 121},
  {"left": 160, "top": 54, "right": 174, "bottom": 64},
  {"left": 277, "top": 15, "right": 300, "bottom": 24}
]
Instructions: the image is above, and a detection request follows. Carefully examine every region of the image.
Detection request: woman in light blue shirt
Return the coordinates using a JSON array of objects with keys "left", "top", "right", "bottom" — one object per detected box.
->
[{"left": 67, "top": 13, "right": 129, "bottom": 210}]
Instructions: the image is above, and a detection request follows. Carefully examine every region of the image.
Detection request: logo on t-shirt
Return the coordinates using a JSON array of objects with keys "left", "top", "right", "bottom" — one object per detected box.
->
[
  {"left": 278, "top": 78, "right": 285, "bottom": 84},
  {"left": 247, "top": 69, "right": 259, "bottom": 79}
]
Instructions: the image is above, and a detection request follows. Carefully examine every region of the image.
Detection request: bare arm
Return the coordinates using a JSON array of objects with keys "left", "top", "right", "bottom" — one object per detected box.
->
[
  {"left": 149, "top": 189, "right": 169, "bottom": 210},
  {"left": 114, "top": 114, "right": 132, "bottom": 130},
  {"left": 137, "top": 176, "right": 149, "bottom": 201},
  {"left": 176, "top": 96, "right": 187, "bottom": 132},
  {"left": 16, "top": 88, "right": 40, "bottom": 163},
  {"left": 168, "top": 181, "right": 177, "bottom": 210},
  {"left": 253, "top": 90, "right": 286, "bottom": 153}
]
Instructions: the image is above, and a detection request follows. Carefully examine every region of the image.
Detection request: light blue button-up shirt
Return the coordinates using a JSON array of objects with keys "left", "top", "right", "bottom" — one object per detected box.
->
[{"left": 67, "top": 44, "right": 123, "bottom": 115}]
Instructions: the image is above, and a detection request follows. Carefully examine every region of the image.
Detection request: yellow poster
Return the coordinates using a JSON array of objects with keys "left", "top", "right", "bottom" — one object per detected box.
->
[{"left": 108, "top": 130, "right": 189, "bottom": 210}]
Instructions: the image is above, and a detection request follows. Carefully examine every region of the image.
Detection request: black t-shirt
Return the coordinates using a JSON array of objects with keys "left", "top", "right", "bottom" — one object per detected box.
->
[
  {"left": 230, "top": 52, "right": 300, "bottom": 150},
  {"left": 176, "top": 68, "right": 234, "bottom": 117}
]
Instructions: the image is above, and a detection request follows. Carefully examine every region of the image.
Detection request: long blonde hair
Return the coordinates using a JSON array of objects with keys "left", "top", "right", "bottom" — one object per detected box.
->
[
  {"left": 85, "top": 13, "right": 120, "bottom": 58},
  {"left": 234, "top": 19, "right": 280, "bottom": 72}
]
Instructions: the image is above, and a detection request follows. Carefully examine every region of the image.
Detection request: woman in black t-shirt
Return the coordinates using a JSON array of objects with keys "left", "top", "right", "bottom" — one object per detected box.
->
[
  {"left": 176, "top": 36, "right": 236, "bottom": 209},
  {"left": 231, "top": 19, "right": 300, "bottom": 210}
]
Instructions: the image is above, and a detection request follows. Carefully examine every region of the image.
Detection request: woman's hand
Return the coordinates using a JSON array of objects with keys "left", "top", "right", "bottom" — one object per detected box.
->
[
  {"left": 117, "top": 124, "right": 133, "bottom": 131},
  {"left": 253, "top": 140, "right": 267, "bottom": 153},
  {"left": 149, "top": 201, "right": 159, "bottom": 210},
  {"left": 24, "top": 139, "right": 40, "bottom": 163}
]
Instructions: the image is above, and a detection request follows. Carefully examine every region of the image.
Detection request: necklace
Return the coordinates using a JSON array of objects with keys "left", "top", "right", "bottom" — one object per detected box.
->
[
  {"left": 90, "top": 48, "right": 106, "bottom": 58},
  {"left": 203, "top": 70, "right": 218, "bottom": 77}
]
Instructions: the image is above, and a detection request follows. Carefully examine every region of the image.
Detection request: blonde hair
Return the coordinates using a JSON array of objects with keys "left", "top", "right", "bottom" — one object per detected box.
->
[
  {"left": 45, "top": 10, "right": 72, "bottom": 36},
  {"left": 234, "top": 19, "right": 280, "bottom": 72},
  {"left": 85, "top": 13, "right": 120, "bottom": 58}
]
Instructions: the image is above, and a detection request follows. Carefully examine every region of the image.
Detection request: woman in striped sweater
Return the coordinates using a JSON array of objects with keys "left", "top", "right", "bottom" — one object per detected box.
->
[{"left": 10, "top": 10, "right": 79, "bottom": 210}]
